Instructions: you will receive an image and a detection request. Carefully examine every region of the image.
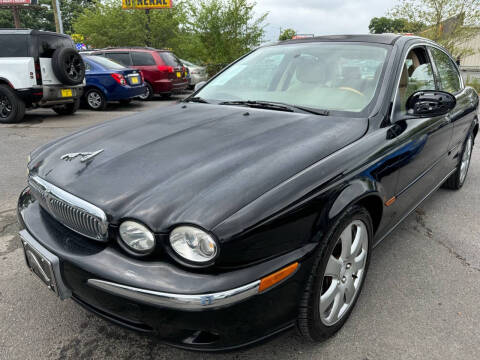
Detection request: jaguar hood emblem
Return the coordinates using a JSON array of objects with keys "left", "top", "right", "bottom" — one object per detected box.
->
[{"left": 61, "top": 149, "right": 104, "bottom": 163}]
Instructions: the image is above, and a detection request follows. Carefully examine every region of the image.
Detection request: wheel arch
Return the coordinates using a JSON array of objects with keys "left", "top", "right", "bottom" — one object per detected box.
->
[
  {"left": 84, "top": 84, "right": 107, "bottom": 97},
  {"left": 0, "top": 77, "right": 13, "bottom": 88},
  {"left": 327, "top": 178, "right": 384, "bottom": 236}
]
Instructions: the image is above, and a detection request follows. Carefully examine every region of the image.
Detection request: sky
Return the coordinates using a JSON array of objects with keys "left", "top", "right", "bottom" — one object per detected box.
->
[{"left": 255, "top": 0, "right": 398, "bottom": 42}]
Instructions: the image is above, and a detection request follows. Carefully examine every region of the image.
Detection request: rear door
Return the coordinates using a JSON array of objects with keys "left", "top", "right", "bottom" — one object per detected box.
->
[{"left": 37, "top": 34, "right": 75, "bottom": 85}]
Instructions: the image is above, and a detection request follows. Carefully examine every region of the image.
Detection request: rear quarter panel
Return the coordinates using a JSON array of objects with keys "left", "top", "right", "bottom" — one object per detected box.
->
[{"left": 0, "top": 58, "right": 36, "bottom": 89}]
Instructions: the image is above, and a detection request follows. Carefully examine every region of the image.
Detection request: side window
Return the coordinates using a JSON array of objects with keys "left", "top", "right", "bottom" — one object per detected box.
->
[
  {"left": 394, "top": 47, "right": 436, "bottom": 117},
  {"left": 105, "top": 52, "right": 132, "bottom": 66},
  {"left": 0, "top": 35, "right": 29, "bottom": 57},
  {"left": 429, "top": 47, "right": 462, "bottom": 94},
  {"left": 131, "top": 52, "right": 156, "bottom": 66},
  {"left": 38, "top": 35, "right": 74, "bottom": 58}
]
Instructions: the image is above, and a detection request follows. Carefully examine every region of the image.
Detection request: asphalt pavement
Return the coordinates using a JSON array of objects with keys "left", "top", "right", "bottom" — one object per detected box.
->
[{"left": 0, "top": 98, "right": 479, "bottom": 359}]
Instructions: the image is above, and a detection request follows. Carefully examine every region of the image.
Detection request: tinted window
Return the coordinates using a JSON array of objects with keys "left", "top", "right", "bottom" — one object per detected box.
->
[
  {"left": 132, "top": 51, "right": 156, "bottom": 66},
  {"left": 87, "top": 56, "right": 127, "bottom": 70},
  {"left": 0, "top": 35, "right": 29, "bottom": 57},
  {"left": 105, "top": 52, "right": 132, "bottom": 66},
  {"left": 38, "top": 35, "right": 74, "bottom": 58},
  {"left": 430, "top": 47, "right": 462, "bottom": 93},
  {"left": 159, "top": 52, "right": 181, "bottom": 67}
]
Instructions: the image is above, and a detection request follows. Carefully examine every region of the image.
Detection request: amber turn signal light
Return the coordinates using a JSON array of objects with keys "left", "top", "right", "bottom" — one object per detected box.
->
[{"left": 258, "top": 262, "right": 299, "bottom": 292}]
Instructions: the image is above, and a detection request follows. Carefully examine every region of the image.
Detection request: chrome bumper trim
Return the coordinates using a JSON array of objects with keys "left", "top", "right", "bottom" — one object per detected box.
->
[{"left": 87, "top": 278, "right": 261, "bottom": 311}]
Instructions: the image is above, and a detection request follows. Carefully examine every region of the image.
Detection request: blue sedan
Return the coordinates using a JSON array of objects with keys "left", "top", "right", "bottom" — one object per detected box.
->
[{"left": 81, "top": 55, "right": 146, "bottom": 110}]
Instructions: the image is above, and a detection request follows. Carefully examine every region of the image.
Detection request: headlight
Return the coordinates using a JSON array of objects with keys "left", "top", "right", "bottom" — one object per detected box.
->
[
  {"left": 169, "top": 226, "right": 218, "bottom": 263},
  {"left": 119, "top": 220, "right": 155, "bottom": 253}
]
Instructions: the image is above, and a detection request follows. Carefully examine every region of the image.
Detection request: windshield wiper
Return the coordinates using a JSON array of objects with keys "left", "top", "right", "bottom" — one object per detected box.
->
[
  {"left": 219, "top": 100, "right": 294, "bottom": 112},
  {"left": 219, "top": 100, "right": 329, "bottom": 116},
  {"left": 184, "top": 96, "right": 209, "bottom": 104}
]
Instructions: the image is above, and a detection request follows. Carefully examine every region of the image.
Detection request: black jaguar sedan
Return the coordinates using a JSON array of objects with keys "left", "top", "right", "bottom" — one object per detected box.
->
[{"left": 18, "top": 34, "right": 478, "bottom": 351}]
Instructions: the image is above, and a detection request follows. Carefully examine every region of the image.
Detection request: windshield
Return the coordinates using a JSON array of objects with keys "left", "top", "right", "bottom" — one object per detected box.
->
[
  {"left": 196, "top": 42, "right": 389, "bottom": 113},
  {"left": 87, "top": 56, "right": 127, "bottom": 70}
]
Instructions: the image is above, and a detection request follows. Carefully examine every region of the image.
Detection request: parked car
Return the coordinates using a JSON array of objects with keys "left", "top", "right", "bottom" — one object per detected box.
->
[
  {"left": 18, "top": 34, "right": 478, "bottom": 351},
  {"left": 90, "top": 47, "right": 188, "bottom": 100},
  {"left": 180, "top": 59, "right": 208, "bottom": 89},
  {"left": 81, "top": 55, "right": 145, "bottom": 110},
  {"left": 0, "top": 29, "right": 85, "bottom": 123}
]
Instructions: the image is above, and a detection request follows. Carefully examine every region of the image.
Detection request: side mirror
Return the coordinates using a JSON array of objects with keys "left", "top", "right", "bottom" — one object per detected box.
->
[
  {"left": 406, "top": 90, "right": 456, "bottom": 117},
  {"left": 194, "top": 81, "right": 206, "bottom": 92}
]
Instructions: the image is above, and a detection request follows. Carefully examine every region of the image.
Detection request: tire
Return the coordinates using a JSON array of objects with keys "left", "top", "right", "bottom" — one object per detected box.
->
[
  {"left": 119, "top": 99, "right": 132, "bottom": 105},
  {"left": 85, "top": 89, "right": 107, "bottom": 111},
  {"left": 0, "top": 84, "right": 25, "bottom": 124},
  {"left": 52, "top": 48, "right": 85, "bottom": 86},
  {"left": 53, "top": 98, "right": 80, "bottom": 115},
  {"left": 297, "top": 205, "right": 373, "bottom": 342},
  {"left": 138, "top": 82, "right": 153, "bottom": 101},
  {"left": 443, "top": 132, "right": 474, "bottom": 190}
]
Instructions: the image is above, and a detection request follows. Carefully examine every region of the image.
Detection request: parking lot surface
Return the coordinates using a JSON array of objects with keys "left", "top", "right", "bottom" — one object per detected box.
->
[{"left": 1, "top": 98, "right": 479, "bottom": 360}]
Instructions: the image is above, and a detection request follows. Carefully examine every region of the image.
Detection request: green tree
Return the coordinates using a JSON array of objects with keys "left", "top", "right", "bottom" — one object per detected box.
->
[
  {"left": 279, "top": 28, "right": 296, "bottom": 41},
  {"left": 0, "top": 0, "right": 93, "bottom": 33},
  {"left": 73, "top": 0, "right": 186, "bottom": 49},
  {"left": 388, "top": 0, "right": 480, "bottom": 58},
  {"left": 368, "top": 16, "right": 424, "bottom": 34},
  {"left": 0, "top": 0, "right": 55, "bottom": 31},
  {"left": 186, "top": 0, "right": 267, "bottom": 66}
]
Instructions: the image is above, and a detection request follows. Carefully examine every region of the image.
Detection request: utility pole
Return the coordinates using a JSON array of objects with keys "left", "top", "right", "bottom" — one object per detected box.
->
[
  {"left": 51, "top": 0, "right": 64, "bottom": 33},
  {"left": 145, "top": 9, "right": 151, "bottom": 47},
  {"left": 11, "top": 6, "right": 21, "bottom": 28}
]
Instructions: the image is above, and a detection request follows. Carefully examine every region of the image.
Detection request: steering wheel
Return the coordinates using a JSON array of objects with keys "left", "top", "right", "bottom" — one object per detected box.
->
[{"left": 338, "top": 87, "right": 365, "bottom": 97}]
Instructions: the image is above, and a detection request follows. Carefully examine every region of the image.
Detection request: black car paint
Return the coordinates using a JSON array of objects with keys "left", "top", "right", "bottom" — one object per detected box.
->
[{"left": 18, "top": 34, "right": 479, "bottom": 350}]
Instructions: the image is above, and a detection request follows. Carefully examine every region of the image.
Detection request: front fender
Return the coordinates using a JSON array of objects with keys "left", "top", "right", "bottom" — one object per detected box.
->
[{"left": 328, "top": 178, "right": 382, "bottom": 220}]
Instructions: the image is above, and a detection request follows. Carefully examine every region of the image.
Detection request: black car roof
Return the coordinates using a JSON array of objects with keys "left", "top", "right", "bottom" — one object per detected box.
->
[
  {"left": 280, "top": 34, "right": 403, "bottom": 45},
  {"left": 0, "top": 28, "right": 70, "bottom": 38}
]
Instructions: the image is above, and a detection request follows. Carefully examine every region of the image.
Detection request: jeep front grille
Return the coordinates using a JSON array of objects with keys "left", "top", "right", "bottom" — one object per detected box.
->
[{"left": 28, "top": 176, "right": 109, "bottom": 242}]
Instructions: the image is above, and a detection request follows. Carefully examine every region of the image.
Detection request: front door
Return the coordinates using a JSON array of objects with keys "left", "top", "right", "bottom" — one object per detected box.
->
[{"left": 390, "top": 45, "right": 453, "bottom": 216}]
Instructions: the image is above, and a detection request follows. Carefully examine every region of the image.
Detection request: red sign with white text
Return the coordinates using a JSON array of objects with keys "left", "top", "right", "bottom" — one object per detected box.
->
[{"left": 0, "top": 0, "right": 31, "bottom": 4}]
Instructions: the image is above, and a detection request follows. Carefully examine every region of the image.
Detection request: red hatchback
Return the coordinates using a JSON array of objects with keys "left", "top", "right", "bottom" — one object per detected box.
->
[{"left": 92, "top": 48, "right": 188, "bottom": 100}]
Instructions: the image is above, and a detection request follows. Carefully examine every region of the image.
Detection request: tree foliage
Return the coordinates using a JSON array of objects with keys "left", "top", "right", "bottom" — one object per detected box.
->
[
  {"left": 368, "top": 16, "right": 425, "bottom": 34},
  {"left": 388, "top": 0, "right": 480, "bottom": 59},
  {"left": 184, "top": 0, "right": 266, "bottom": 65},
  {"left": 0, "top": 0, "right": 93, "bottom": 33},
  {"left": 73, "top": 0, "right": 267, "bottom": 66},
  {"left": 279, "top": 28, "right": 296, "bottom": 41}
]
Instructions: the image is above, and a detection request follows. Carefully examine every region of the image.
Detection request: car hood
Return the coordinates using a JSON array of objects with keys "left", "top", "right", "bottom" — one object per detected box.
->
[{"left": 30, "top": 103, "right": 368, "bottom": 233}]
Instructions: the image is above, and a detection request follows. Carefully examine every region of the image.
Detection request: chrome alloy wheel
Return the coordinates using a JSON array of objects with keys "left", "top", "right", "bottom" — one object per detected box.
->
[
  {"left": 87, "top": 91, "right": 102, "bottom": 109},
  {"left": 459, "top": 136, "right": 473, "bottom": 185},
  {"left": 320, "top": 220, "right": 368, "bottom": 326}
]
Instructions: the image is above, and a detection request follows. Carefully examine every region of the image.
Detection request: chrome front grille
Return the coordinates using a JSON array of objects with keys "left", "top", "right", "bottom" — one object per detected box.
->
[{"left": 28, "top": 176, "right": 109, "bottom": 242}]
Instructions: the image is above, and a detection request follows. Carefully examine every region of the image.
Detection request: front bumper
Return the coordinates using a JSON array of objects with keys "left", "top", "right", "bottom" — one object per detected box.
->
[{"left": 17, "top": 188, "right": 316, "bottom": 350}]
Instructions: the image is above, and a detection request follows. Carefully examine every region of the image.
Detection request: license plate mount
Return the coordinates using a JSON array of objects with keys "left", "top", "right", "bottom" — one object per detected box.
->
[
  {"left": 61, "top": 89, "right": 73, "bottom": 97},
  {"left": 19, "top": 230, "right": 72, "bottom": 300}
]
